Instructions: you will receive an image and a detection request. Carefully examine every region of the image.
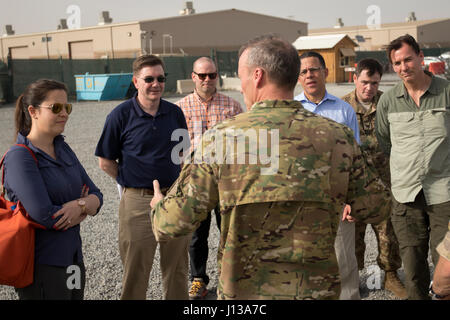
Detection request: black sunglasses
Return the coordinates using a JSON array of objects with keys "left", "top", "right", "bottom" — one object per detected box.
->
[
  {"left": 37, "top": 103, "right": 73, "bottom": 115},
  {"left": 193, "top": 72, "right": 218, "bottom": 80},
  {"left": 140, "top": 75, "right": 167, "bottom": 83}
]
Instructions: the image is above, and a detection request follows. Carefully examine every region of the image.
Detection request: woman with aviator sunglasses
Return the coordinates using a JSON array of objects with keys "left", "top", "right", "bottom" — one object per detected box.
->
[{"left": 3, "top": 79, "right": 103, "bottom": 300}]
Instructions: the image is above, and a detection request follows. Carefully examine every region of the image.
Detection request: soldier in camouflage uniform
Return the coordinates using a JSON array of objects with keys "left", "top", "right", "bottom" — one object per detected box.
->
[
  {"left": 150, "top": 36, "right": 390, "bottom": 299},
  {"left": 341, "top": 59, "right": 406, "bottom": 299}
]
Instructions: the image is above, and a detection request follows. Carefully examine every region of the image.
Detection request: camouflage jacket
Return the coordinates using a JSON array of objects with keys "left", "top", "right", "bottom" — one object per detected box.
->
[
  {"left": 341, "top": 90, "right": 390, "bottom": 185},
  {"left": 151, "top": 100, "right": 390, "bottom": 300}
]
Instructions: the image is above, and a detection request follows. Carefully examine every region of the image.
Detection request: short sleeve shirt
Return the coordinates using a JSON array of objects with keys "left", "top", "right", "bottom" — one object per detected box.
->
[
  {"left": 176, "top": 90, "right": 242, "bottom": 151},
  {"left": 95, "top": 93, "right": 188, "bottom": 189}
]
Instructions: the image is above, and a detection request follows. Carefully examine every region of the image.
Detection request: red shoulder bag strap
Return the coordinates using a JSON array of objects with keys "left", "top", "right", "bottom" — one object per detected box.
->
[{"left": 1, "top": 144, "right": 38, "bottom": 196}]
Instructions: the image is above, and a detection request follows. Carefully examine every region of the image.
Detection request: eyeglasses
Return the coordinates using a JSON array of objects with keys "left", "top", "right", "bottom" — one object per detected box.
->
[
  {"left": 299, "top": 67, "right": 322, "bottom": 77},
  {"left": 37, "top": 103, "right": 73, "bottom": 115},
  {"left": 193, "top": 72, "right": 218, "bottom": 80},
  {"left": 139, "top": 75, "right": 167, "bottom": 83}
]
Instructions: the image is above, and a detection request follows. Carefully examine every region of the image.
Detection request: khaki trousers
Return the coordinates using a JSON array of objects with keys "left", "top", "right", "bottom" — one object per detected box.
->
[
  {"left": 334, "top": 219, "right": 361, "bottom": 300},
  {"left": 119, "top": 187, "right": 190, "bottom": 300}
]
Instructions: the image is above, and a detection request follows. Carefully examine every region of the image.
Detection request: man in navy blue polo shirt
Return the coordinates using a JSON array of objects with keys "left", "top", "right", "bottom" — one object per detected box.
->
[{"left": 95, "top": 55, "right": 190, "bottom": 300}]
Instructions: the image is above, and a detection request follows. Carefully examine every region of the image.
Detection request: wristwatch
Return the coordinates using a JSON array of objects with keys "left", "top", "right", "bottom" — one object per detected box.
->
[
  {"left": 78, "top": 199, "right": 86, "bottom": 214},
  {"left": 429, "top": 284, "right": 449, "bottom": 300}
]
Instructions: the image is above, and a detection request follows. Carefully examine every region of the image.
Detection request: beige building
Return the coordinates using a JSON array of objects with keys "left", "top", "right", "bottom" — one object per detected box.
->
[
  {"left": 309, "top": 18, "right": 450, "bottom": 51},
  {"left": 0, "top": 9, "right": 307, "bottom": 61}
]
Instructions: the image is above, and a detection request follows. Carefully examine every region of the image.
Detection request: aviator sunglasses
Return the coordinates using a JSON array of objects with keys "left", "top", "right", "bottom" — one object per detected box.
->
[
  {"left": 193, "top": 71, "right": 218, "bottom": 80},
  {"left": 37, "top": 103, "right": 73, "bottom": 115}
]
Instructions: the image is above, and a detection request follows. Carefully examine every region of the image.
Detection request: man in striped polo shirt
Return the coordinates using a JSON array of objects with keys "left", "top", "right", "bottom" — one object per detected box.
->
[{"left": 176, "top": 57, "right": 243, "bottom": 299}]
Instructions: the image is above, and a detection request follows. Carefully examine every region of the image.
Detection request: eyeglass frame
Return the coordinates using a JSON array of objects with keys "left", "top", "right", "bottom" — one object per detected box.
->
[
  {"left": 299, "top": 67, "right": 323, "bottom": 77},
  {"left": 36, "top": 103, "right": 73, "bottom": 115},
  {"left": 193, "top": 71, "right": 218, "bottom": 80}
]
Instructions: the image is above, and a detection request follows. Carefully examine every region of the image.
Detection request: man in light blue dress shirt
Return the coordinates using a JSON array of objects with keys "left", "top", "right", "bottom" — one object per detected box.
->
[
  {"left": 295, "top": 51, "right": 361, "bottom": 300},
  {"left": 295, "top": 91, "right": 360, "bottom": 144},
  {"left": 294, "top": 53, "right": 360, "bottom": 145}
]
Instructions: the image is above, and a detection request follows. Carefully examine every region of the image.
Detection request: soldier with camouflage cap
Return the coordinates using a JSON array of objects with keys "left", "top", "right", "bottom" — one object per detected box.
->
[
  {"left": 341, "top": 58, "right": 406, "bottom": 299},
  {"left": 150, "top": 35, "right": 390, "bottom": 299}
]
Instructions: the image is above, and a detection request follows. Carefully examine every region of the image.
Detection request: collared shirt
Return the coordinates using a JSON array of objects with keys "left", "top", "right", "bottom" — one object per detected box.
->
[
  {"left": 376, "top": 74, "right": 450, "bottom": 205},
  {"left": 4, "top": 134, "right": 103, "bottom": 266},
  {"left": 95, "top": 93, "right": 188, "bottom": 189},
  {"left": 342, "top": 89, "right": 390, "bottom": 185},
  {"left": 152, "top": 99, "right": 390, "bottom": 300},
  {"left": 294, "top": 91, "right": 361, "bottom": 144},
  {"left": 176, "top": 90, "right": 243, "bottom": 151}
]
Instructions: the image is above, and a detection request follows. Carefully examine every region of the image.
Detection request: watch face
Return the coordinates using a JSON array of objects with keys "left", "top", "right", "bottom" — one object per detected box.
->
[{"left": 78, "top": 200, "right": 86, "bottom": 206}]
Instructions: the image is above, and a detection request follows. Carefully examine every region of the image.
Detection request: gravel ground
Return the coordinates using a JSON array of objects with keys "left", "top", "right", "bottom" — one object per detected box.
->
[{"left": 0, "top": 78, "right": 433, "bottom": 300}]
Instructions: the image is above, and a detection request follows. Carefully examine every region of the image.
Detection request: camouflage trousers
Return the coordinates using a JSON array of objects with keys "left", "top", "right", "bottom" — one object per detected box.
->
[{"left": 355, "top": 203, "right": 402, "bottom": 272}]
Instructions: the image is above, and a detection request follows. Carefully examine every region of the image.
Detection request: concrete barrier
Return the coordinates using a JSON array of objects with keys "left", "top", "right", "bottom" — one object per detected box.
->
[
  {"left": 176, "top": 80, "right": 195, "bottom": 94},
  {"left": 220, "top": 77, "right": 241, "bottom": 91}
]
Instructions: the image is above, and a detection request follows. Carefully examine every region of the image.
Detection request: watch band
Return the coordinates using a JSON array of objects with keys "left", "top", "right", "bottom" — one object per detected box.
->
[
  {"left": 430, "top": 285, "right": 449, "bottom": 300},
  {"left": 78, "top": 199, "right": 86, "bottom": 214}
]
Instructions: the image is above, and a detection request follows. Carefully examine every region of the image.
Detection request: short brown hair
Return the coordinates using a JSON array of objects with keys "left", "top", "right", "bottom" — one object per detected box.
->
[
  {"left": 386, "top": 34, "right": 421, "bottom": 64},
  {"left": 132, "top": 55, "right": 165, "bottom": 75}
]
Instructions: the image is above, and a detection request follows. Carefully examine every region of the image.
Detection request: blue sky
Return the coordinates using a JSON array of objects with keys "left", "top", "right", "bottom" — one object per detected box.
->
[{"left": 1, "top": 0, "right": 449, "bottom": 35}]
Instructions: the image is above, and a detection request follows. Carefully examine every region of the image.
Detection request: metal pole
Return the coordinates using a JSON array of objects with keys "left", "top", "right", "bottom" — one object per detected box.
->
[
  {"left": 150, "top": 36, "right": 152, "bottom": 54},
  {"left": 45, "top": 34, "right": 50, "bottom": 59},
  {"left": 163, "top": 35, "right": 166, "bottom": 55},
  {"left": 110, "top": 26, "right": 115, "bottom": 59},
  {"left": 0, "top": 37, "right": 4, "bottom": 64}
]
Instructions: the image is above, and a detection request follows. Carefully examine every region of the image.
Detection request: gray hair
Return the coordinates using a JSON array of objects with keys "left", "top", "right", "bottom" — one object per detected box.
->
[{"left": 239, "top": 35, "right": 300, "bottom": 91}]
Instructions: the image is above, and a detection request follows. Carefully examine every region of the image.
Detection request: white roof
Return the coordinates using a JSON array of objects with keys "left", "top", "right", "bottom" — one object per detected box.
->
[{"left": 292, "top": 34, "right": 352, "bottom": 50}]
